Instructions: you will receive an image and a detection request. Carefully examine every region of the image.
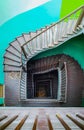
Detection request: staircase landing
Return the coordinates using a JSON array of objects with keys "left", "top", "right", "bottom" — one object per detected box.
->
[{"left": 19, "top": 99, "right": 60, "bottom": 107}]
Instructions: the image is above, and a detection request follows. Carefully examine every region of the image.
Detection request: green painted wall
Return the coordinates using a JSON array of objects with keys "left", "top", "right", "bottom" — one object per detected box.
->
[
  {"left": 0, "top": 98, "right": 4, "bottom": 106},
  {"left": 32, "top": 34, "right": 84, "bottom": 69},
  {"left": 61, "top": 0, "right": 84, "bottom": 18}
]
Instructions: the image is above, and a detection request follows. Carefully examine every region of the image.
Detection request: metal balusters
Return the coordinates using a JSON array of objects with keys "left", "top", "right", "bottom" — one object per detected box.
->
[
  {"left": 21, "top": 6, "right": 84, "bottom": 61},
  {"left": 23, "top": 34, "right": 32, "bottom": 57},
  {"left": 36, "top": 30, "right": 42, "bottom": 51},
  {"left": 62, "top": 63, "right": 67, "bottom": 102},
  {"left": 53, "top": 24, "right": 59, "bottom": 45},
  {"left": 48, "top": 27, "right": 54, "bottom": 47},
  {"left": 57, "top": 22, "right": 64, "bottom": 42},
  {"left": 30, "top": 32, "right": 37, "bottom": 54},
  {"left": 3, "top": 5, "right": 84, "bottom": 98},
  {"left": 20, "top": 72, "right": 27, "bottom": 100},
  {"left": 60, "top": 62, "right": 67, "bottom": 102},
  {"left": 46, "top": 26, "right": 50, "bottom": 47},
  {"left": 41, "top": 28, "right": 47, "bottom": 49}
]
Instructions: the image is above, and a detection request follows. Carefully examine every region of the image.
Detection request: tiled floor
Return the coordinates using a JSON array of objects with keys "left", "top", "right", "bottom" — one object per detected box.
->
[{"left": 0, "top": 107, "right": 84, "bottom": 130}]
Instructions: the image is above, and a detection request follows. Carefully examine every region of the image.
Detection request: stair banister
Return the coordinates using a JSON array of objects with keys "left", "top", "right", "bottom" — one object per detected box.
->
[
  {"left": 21, "top": 5, "right": 84, "bottom": 48},
  {"left": 74, "top": 6, "right": 84, "bottom": 30}
]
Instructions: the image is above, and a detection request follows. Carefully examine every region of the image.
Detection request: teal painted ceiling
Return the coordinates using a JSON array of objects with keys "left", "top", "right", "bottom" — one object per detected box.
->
[{"left": 0, "top": 0, "right": 50, "bottom": 25}]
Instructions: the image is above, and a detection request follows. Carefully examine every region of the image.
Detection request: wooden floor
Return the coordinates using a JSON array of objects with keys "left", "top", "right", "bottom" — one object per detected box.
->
[{"left": 0, "top": 107, "right": 84, "bottom": 130}]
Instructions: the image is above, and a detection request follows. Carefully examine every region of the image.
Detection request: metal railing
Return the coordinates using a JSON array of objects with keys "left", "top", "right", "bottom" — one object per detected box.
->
[
  {"left": 60, "top": 62, "right": 67, "bottom": 102},
  {"left": 19, "top": 6, "right": 83, "bottom": 101},
  {"left": 57, "top": 62, "right": 67, "bottom": 102},
  {"left": 21, "top": 5, "right": 84, "bottom": 59},
  {"left": 20, "top": 71, "right": 27, "bottom": 100}
]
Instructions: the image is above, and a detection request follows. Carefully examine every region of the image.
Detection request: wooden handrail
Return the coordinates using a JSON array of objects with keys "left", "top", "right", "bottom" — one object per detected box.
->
[
  {"left": 21, "top": 46, "right": 27, "bottom": 59},
  {"left": 74, "top": 6, "right": 84, "bottom": 30},
  {"left": 57, "top": 5, "right": 84, "bottom": 24}
]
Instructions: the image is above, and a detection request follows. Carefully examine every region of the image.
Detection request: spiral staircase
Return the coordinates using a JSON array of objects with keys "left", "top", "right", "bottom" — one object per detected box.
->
[{"left": 4, "top": 6, "right": 84, "bottom": 106}]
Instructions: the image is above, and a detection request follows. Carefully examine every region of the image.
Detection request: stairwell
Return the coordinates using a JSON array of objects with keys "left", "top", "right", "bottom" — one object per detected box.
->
[{"left": 4, "top": 5, "right": 84, "bottom": 106}]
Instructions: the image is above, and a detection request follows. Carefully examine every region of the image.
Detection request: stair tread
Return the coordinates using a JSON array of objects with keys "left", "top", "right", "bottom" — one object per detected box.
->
[{"left": 10, "top": 40, "right": 21, "bottom": 52}]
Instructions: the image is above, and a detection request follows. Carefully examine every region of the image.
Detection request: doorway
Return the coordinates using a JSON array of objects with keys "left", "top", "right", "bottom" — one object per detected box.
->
[
  {"left": 34, "top": 80, "right": 52, "bottom": 98},
  {"left": 33, "top": 70, "right": 58, "bottom": 99}
]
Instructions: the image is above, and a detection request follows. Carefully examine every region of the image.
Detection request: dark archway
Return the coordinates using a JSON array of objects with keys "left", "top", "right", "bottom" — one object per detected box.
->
[
  {"left": 27, "top": 54, "right": 84, "bottom": 106},
  {"left": 33, "top": 70, "right": 58, "bottom": 99}
]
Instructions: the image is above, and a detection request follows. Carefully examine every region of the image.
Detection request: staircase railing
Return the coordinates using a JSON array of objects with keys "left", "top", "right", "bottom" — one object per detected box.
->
[
  {"left": 57, "top": 62, "right": 67, "bottom": 102},
  {"left": 19, "top": 5, "right": 84, "bottom": 101},
  {"left": 21, "top": 5, "right": 84, "bottom": 60},
  {"left": 19, "top": 49, "right": 27, "bottom": 100},
  {"left": 60, "top": 62, "right": 67, "bottom": 102},
  {"left": 20, "top": 71, "right": 27, "bottom": 100}
]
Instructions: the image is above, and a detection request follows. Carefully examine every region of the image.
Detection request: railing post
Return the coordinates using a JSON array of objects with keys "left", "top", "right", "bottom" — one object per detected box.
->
[
  {"left": 21, "top": 46, "right": 27, "bottom": 59},
  {"left": 74, "top": 6, "right": 84, "bottom": 30}
]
